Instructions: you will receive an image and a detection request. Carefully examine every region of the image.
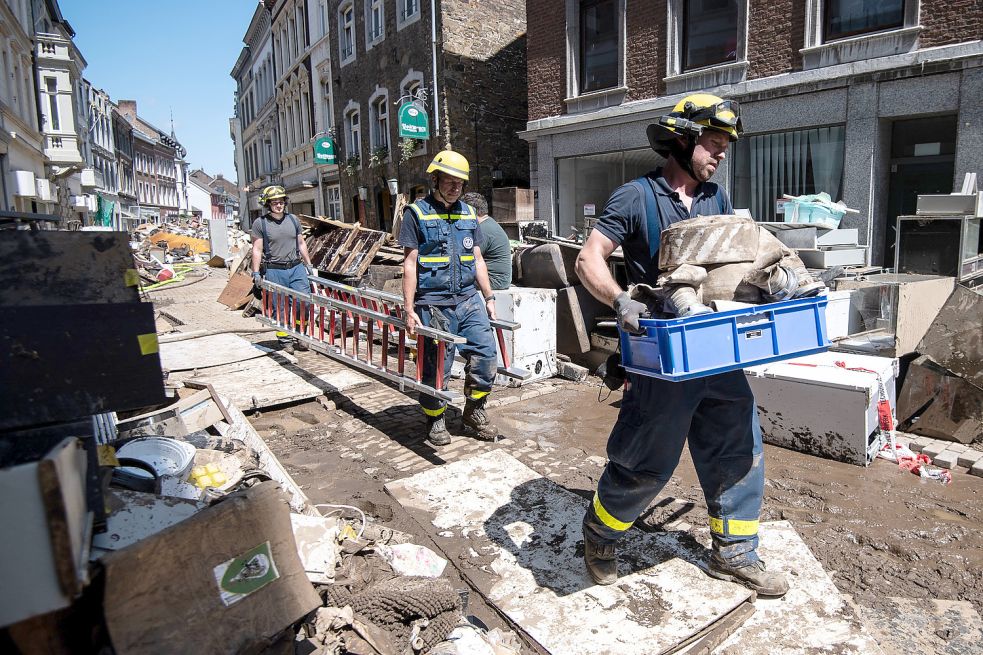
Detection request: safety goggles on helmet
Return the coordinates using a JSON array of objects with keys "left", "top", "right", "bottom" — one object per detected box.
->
[{"left": 682, "top": 99, "right": 742, "bottom": 136}]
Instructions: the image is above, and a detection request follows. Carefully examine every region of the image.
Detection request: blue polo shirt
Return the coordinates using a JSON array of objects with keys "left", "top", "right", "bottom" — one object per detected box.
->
[{"left": 593, "top": 168, "right": 733, "bottom": 286}]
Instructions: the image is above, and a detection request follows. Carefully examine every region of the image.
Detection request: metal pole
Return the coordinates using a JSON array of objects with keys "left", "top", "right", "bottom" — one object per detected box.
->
[{"left": 430, "top": 0, "right": 439, "bottom": 138}]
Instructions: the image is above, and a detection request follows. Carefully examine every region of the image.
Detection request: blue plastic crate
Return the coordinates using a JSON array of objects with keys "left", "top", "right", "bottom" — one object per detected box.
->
[{"left": 619, "top": 296, "right": 830, "bottom": 381}]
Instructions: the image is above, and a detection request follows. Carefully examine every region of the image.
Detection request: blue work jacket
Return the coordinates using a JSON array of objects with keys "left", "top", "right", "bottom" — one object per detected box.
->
[{"left": 408, "top": 197, "right": 479, "bottom": 297}]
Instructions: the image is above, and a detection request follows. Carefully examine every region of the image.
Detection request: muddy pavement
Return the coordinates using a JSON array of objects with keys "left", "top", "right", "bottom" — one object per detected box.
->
[{"left": 253, "top": 381, "right": 983, "bottom": 623}]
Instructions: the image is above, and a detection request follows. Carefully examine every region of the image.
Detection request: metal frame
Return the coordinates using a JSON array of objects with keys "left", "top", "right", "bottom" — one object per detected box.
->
[{"left": 894, "top": 214, "right": 983, "bottom": 283}]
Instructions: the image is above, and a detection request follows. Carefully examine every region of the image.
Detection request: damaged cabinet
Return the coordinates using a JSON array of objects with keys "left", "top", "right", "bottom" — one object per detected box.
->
[{"left": 492, "top": 287, "right": 557, "bottom": 386}]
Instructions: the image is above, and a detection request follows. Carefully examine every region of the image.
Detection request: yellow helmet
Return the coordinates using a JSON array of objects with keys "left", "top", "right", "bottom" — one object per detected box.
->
[
  {"left": 426, "top": 150, "right": 470, "bottom": 181},
  {"left": 259, "top": 185, "right": 287, "bottom": 205},
  {"left": 647, "top": 94, "right": 743, "bottom": 156}
]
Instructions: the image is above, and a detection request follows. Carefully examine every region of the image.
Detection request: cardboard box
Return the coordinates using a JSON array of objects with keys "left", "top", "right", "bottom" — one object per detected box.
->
[
  {"left": 746, "top": 352, "right": 898, "bottom": 466},
  {"left": 492, "top": 187, "right": 534, "bottom": 224},
  {"left": 103, "top": 482, "right": 320, "bottom": 655}
]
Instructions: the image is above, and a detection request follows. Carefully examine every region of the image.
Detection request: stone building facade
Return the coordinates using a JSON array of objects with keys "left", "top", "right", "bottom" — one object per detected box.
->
[
  {"left": 231, "top": 0, "right": 530, "bottom": 231},
  {"left": 117, "top": 99, "right": 186, "bottom": 223},
  {"left": 523, "top": 0, "right": 983, "bottom": 266}
]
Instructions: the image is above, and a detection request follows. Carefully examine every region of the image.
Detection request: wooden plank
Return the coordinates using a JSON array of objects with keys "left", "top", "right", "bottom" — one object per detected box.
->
[
  {"left": 0, "top": 303, "right": 166, "bottom": 431},
  {"left": 217, "top": 271, "right": 255, "bottom": 309},
  {"left": 0, "top": 231, "right": 140, "bottom": 307},
  {"left": 385, "top": 451, "right": 753, "bottom": 655},
  {"left": 184, "top": 356, "right": 371, "bottom": 410},
  {"left": 102, "top": 483, "right": 321, "bottom": 655},
  {"left": 158, "top": 333, "right": 266, "bottom": 372}
]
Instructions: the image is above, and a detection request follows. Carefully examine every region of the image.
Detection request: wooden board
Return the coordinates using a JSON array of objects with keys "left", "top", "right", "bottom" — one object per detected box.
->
[
  {"left": 0, "top": 231, "right": 140, "bottom": 306},
  {"left": 217, "top": 271, "right": 255, "bottom": 309},
  {"left": 386, "top": 451, "right": 754, "bottom": 655},
  {"left": 158, "top": 333, "right": 266, "bottom": 372},
  {"left": 184, "top": 356, "right": 371, "bottom": 410},
  {"left": 0, "top": 303, "right": 166, "bottom": 431},
  {"left": 102, "top": 483, "right": 321, "bottom": 655},
  {"left": 712, "top": 521, "right": 883, "bottom": 654}
]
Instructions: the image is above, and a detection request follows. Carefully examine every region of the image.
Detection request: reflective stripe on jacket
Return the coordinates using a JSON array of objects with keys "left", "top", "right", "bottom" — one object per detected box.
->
[{"left": 409, "top": 197, "right": 478, "bottom": 296}]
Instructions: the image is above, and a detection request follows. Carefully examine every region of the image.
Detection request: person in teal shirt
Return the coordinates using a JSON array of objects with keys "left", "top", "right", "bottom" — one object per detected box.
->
[{"left": 462, "top": 192, "right": 512, "bottom": 290}]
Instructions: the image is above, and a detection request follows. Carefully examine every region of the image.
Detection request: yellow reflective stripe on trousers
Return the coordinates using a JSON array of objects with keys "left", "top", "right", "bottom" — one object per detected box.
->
[
  {"left": 709, "top": 517, "right": 759, "bottom": 536},
  {"left": 593, "top": 492, "right": 633, "bottom": 532},
  {"left": 469, "top": 389, "right": 489, "bottom": 400},
  {"left": 422, "top": 406, "right": 445, "bottom": 417},
  {"left": 419, "top": 256, "right": 450, "bottom": 263}
]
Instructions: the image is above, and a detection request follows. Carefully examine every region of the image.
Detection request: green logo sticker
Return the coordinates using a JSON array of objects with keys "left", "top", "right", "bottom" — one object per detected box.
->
[{"left": 214, "top": 541, "right": 280, "bottom": 606}]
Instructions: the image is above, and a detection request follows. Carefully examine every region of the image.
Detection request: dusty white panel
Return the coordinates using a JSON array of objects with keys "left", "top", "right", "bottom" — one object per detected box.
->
[{"left": 386, "top": 451, "right": 753, "bottom": 655}]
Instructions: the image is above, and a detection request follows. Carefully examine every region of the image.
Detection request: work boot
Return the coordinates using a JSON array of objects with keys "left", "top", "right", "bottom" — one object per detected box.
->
[
  {"left": 583, "top": 532, "right": 618, "bottom": 585},
  {"left": 425, "top": 415, "right": 451, "bottom": 447},
  {"left": 707, "top": 553, "right": 790, "bottom": 597},
  {"left": 462, "top": 397, "right": 500, "bottom": 442},
  {"left": 281, "top": 339, "right": 295, "bottom": 355}
]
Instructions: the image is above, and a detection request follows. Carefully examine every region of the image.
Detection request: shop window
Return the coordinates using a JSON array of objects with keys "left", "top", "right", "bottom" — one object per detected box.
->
[
  {"left": 731, "top": 125, "right": 846, "bottom": 222},
  {"left": 555, "top": 148, "right": 664, "bottom": 238}
]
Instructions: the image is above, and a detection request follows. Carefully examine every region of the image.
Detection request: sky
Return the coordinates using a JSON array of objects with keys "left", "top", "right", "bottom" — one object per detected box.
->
[{"left": 60, "top": 0, "right": 253, "bottom": 181}]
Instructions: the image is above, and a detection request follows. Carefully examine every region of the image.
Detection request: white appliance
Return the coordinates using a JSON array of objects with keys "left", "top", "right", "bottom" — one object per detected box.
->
[
  {"left": 492, "top": 287, "right": 557, "bottom": 387},
  {"left": 745, "top": 351, "right": 898, "bottom": 466},
  {"left": 13, "top": 170, "right": 36, "bottom": 197}
]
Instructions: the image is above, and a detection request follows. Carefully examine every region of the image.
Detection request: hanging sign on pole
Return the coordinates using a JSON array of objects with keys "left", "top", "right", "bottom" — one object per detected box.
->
[
  {"left": 313, "top": 136, "right": 336, "bottom": 165},
  {"left": 398, "top": 102, "right": 430, "bottom": 140}
]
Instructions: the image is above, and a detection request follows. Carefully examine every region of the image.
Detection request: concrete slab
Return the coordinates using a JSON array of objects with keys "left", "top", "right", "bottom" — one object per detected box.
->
[
  {"left": 922, "top": 441, "right": 948, "bottom": 459},
  {"left": 386, "top": 450, "right": 754, "bottom": 655},
  {"left": 933, "top": 450, "right": 960, "bottom": 470},
  {"left": 712, "top": 521, "right": 883, "bottom": 654}
]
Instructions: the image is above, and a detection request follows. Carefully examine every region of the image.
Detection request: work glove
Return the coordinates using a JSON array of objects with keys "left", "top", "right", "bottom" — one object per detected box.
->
[
  {"left": 613, "top": 291, "right": 648, "bottom": 335},
  {"left": 252, "top": 271, "right": 262, "bottom": 286}
]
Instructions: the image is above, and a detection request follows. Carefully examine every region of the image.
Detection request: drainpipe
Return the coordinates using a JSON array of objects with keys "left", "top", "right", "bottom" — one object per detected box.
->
[{"left": 430, "top": 0, "right": 439, "bottom": 137}]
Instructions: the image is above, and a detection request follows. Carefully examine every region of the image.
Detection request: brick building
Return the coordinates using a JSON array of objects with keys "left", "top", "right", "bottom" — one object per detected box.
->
[
  {"left": 117, "top": 99, "right": 187, "bottom": 223},
  {"left": 231, "top": 0, "right": 530, "bottom": 231},
  {"left": 523, "top": 0, "right": 983, "bottom": 266}
]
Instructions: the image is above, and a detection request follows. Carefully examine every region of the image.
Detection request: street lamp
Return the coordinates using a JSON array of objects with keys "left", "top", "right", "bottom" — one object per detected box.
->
[{"left": 386, "top": 178, "right": 399, "bottom": 195}]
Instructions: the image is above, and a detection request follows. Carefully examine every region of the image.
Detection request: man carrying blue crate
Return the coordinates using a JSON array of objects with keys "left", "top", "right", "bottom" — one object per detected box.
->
[{"left": 574, "top": 94, "right": 790, "bottom": 597}]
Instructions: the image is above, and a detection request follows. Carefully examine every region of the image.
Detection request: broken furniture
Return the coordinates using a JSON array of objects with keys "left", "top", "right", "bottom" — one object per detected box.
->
[
  {"left": 746, "top": 351, "right": 899, "bottom": 466},
  {"left": 897, "top": 356, "right": 983, "bottom": 444},
  {"left": 491, "top": 287, "right": 558, "bottom": 386},
  {"left": 832, "top": 273, "right": 955, "bottom": 358},
  {"left": 305, "top": 217, "right": 388, "bottom": 280}
]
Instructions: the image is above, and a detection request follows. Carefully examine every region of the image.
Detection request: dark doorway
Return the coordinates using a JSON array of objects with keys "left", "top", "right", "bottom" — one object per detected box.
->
[
  {"left": 377, "top": 188, "right": 393, "bottom": 232},
  {"left": 884, "top": 116, "right": 957, "bottom": 267}
]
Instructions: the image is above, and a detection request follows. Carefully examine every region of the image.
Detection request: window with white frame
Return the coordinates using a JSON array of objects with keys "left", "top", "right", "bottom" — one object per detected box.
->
[
  {"left": 397, "top": 0, "right": 420, "bottom": 27},
  {"left": 325, "top": 184, "right": 342, "bottom": 220},
  {"left": 682, "top": 0, "right": 738, "bottom": 70},
  {"left": 339, "top": 3, "right": 356, "bottom": 63},
  {"left": 346, "top": 108, "right": 361, "bottom": 160},
  {"left": 45, "top": 77, "right": 60, "bottom": 130},
  {"left": 370, "top": 92, "right": 389, "bottom": 151},
  {"left": 665, "top": 0, "right": 747, "bottom": 93},
  {"left": 318, "top": 0, "right": 328, "bottom": 38},
  {"left": 579, "top": 0, "right": 618, "bottom": 93},
  {"left": 731, "top": 125, "right": 846, "bottom": 222},
  {"left": 802, "top": 0, "right": 920, "bottom": 68},
  {"left": 565, "top": 0, "right": 626, "bottom": 111},
  {"left": 366, "top": 0, "right": 385, "bottom": 45}
]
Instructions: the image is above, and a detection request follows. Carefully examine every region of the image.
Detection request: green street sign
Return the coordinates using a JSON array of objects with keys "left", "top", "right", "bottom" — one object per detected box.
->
[
  {"left": 313, "top": 136, "right": 336, "bottom": 165},
  {"left": 398, "top": 102, "right": 430, "bottom": 139}
]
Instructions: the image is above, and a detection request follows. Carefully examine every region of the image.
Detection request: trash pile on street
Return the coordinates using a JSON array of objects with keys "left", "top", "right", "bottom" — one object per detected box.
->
[{"left": 128, "top": 218, "right": 250, "bottom": 290}]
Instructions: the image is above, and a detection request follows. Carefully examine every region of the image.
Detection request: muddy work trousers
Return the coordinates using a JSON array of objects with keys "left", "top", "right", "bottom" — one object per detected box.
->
[
  {"left": 584, "top": 370, "right": 765, "bottom": 566},
  {"left": 418, "top": 293, "right": 497, "bottom": 417}
]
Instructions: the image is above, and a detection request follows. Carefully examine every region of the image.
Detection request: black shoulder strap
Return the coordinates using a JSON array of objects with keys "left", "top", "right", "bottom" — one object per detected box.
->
[
  {"left": 260, "top": 216, "right": 269, "bottom": 262},
  {"left": 288, "top": 213, "right": 301, "bottom": 260},
  {"left": 715, "top": 185, "right": 727, "bottom": 214},
  {"left": 630, "top": 177, "right": 661, "bottom": 260}
]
